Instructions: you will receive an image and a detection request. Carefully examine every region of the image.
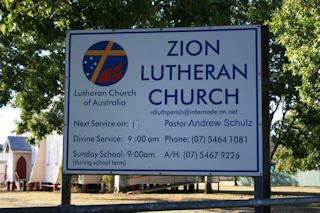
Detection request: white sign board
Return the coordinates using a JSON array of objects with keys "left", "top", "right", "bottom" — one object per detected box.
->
[{"left": 64, "top": 25, "right": 263, "bottom": 176}]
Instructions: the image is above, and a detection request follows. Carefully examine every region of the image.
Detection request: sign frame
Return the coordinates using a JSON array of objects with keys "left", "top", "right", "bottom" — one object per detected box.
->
[{"left": 63, "top": 25, "right": 264, "bottom": 176}]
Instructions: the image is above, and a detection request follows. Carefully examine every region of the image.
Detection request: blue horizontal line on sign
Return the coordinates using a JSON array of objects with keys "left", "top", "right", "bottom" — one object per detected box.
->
[
  {"left": 69, "top": 28, "right": 258, "bottom": 36},
  {"left": 66, "top": 168, "right": 259, "bottom": 173}
]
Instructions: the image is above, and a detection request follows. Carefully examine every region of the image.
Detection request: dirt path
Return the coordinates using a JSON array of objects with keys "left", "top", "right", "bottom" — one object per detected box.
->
[{"left": 0, "top": 185, "right": 319, "bottom": 212}]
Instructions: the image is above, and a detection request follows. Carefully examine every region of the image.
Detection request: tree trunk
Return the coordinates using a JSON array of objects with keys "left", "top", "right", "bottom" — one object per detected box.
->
[
  {"left": 204, "top": 176, "right": 212, "bottom": 194},
  {"left": 234, "top": 176, "right": 238, "bottom": 186}
]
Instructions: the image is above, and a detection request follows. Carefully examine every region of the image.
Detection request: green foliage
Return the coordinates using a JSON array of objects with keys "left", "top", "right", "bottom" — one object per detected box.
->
[
  {"left": 71, "top": 184, "right": 82, "bottom": 193},
  {"left": 269, "top": 0, "right": 320, "bottom": 106},
  {"left": 0, "top": 0, "right": 319, "bottom": 173},
  {"left": 269, "top": 0, "right": 320, "bottom": 173},
  {"left": 102, "top": 175, "right": 114, "bottom": 191},
  {"left": 0, "top": 0, "right": 229, "bottom": 144},
  {"left": 1, "top": 0, "right": 275, "bottom": 144},
  {"left": 102, "top": 175, "right": 114, "bottom": 183},
  {"left": 274, "top": 104, "right": 320, "bottom": 174}
]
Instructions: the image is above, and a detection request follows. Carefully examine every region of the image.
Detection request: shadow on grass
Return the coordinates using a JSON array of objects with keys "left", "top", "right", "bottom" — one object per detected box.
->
[
  {"left": 144, "top": 188, "right": 320, "bottom": 198},
  {"left": 271, "top": 191, "right": 320, "bottom": 197},
  {"left": 197, "top": 189, "right": 320, "bottom": 197}
]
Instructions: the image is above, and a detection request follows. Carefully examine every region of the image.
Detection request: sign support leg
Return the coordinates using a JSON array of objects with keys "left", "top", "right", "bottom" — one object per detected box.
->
[
  {"left": 62, "top": 174, "right": 72, "bottom": 205},
  {"left": 254, "top": 25, "right": 270, "bottom": 213}
]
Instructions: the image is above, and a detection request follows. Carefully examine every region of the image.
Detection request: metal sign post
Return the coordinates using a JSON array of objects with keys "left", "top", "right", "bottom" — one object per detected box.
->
[
  {"left": 61, "top": 174, "right": 71, "bottom": 205},
  {"left": 254, "top": 25, "right": 270, "bottom": 213}
]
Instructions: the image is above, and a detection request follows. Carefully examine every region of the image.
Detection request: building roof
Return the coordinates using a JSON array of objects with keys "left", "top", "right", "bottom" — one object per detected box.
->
[{"left": 6, "top": 136, "right": 32, "bottom": 151}]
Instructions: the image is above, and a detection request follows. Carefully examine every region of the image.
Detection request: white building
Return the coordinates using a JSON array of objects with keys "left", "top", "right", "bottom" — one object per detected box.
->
[
  {"left": 28, "top": 132, "right": 63, "bottom": 190},
  {"left": 4, "top": 136, "right": 36, "bottom": 190},
  {"left": 0, "top": 153, "right": 8, "bottom": 186}
]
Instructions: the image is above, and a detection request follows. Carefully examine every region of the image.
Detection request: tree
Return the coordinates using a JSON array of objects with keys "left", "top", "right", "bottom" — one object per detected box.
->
[
  {"left": 0, "top": 0, "right": 235, "bottom": 144},
  {"left": 273, "top": 103, "right": 320, "bottom": 174},
  {"left": 269, "top": 0, "right": 320, "bottom": 173},
  {"left": 269, "top": 0, "right": 320, "bottom": 106},
  {"left": 2, "top": 0, "right": 318, "bottom": 174}
]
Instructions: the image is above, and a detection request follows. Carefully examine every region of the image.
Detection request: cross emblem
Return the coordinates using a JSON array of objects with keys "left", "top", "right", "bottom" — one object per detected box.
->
[{"left": 84, "top": 41, "right": 126, "bottom": 83}]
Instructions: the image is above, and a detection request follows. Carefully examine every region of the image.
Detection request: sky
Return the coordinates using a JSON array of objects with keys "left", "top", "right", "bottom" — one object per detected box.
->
[{"left": 0, "top": 105, "right": 21, "bottom": 144}]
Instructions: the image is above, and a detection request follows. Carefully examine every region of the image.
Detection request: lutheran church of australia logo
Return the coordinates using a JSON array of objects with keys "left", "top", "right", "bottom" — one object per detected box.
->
[{"left": 83, "top": 41, "right": 128, "bottom": 86}]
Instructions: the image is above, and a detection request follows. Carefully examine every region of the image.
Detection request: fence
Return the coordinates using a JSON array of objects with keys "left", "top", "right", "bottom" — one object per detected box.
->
[{"left": 1, "top": 197, "right": 320, "bottom": 213}]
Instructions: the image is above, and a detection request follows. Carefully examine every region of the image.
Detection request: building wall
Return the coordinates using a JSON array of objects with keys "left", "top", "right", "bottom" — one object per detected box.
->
[
  {"left": 126, "top": 175, "right": 196, "bottom": 185},
  {"left": 114, "top": 175, "right": 197, "bottom": 192},
  {"left": 44, "top": 133, "right": 63, "bottom": 183},
  {"left": 240, "top": 170, "right": 320, "bottom": 186},
  {"left": 78, "top": 175, "right": 103, "bottom": 184},
  {"left": 6, "top": 150, "right": 14, "bottom": 182},
  {"left": 114, "top": 175, "right": 127, "bottom": 192},
  {"left": 295, "top": 170, "right": 320, "bottom": 186},
  {"left": 0, "top": 162, "right": 7, "bottom": 184},
  {"left": 15, "top": 152, "right": 32, "bottom": 181},
  {"left": 29, "top": 132, "right": 63, "bottom": 184},
  {"left": 29, "top": 139, "right": 46, "bottom": 183},
  {"left": 7, "top": 151, "right": 32, "bottom": 182}
]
